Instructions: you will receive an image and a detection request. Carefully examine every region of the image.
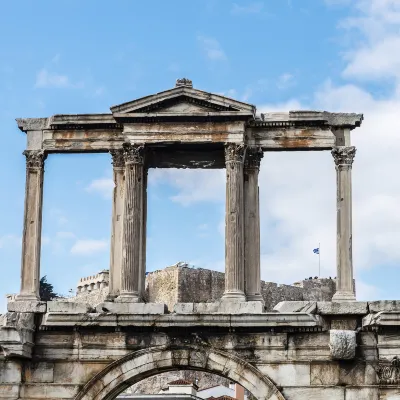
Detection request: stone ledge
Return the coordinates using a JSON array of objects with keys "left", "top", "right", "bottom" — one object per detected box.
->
[
  {"left": 47, "top": 301, "right": 92, "bottom": 313},
  {"left": 273, "top": 301, "right": 317, "bottom": 314},
  {"left": 41, "top": 312, "right": 322, "bottom": 328},
  {"left": 7, "top": 301, "right": 47, "bottom": 313},
  {"left": 173, "top": 301, "right": 264, "bottom": 314},
  {"left": 317, "top": 301, "right": 368, "bottom": 315},
  {"left": 274, "top": 301, "right": 368, "bottom": 315},
  {"left": 369, "top": 300, "right": 400, "bottom": 313},
  {"left": 363, "top": 311, "right": 400, "bottom": 327},
  {"left": 95, "top": 302, "right": 167, "bottom": 314}
]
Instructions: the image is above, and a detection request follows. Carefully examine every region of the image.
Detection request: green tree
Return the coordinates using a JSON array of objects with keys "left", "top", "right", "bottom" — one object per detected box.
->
[{"left": 39, "top": 276, "right": 59, "bottom": 301}]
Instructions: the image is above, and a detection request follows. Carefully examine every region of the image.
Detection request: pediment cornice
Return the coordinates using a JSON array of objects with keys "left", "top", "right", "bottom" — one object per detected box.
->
[{"left": 110, "top": 82, "right": 255, "bottom": 118}]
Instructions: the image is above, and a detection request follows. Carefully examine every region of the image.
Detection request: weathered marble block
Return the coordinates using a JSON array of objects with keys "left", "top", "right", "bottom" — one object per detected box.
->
[
  {"left": 7, "top": 301, "right": 46, "bottom": 313},
  {"left": 330, "top": 329, "right": 356, "bottom": 360}
]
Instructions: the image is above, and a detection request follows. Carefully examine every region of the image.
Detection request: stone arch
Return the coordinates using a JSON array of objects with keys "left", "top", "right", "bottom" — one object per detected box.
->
[{"left": 74, "top": 345, "right": 286, "bottom": 400}]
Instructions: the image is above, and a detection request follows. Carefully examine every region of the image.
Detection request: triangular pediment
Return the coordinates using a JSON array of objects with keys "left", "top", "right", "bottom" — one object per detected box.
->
[{"left": 110, "top": 82, "right": 255, "bottom": 117}]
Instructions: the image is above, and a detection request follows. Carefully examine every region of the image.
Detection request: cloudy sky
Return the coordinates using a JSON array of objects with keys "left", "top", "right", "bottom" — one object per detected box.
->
[{"left": 1, "top": 0, "right": 399, "bottom": 311}]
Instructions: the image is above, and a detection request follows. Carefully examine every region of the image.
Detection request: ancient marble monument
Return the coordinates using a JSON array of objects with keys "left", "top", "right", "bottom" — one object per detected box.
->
[{"left": 1, "top": 79, "right": 400, "bottom": 399}]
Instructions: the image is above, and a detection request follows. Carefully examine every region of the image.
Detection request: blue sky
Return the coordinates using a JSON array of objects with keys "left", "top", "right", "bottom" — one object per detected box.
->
[{"left": 1, "top": 0, "right": 400, "bottom": 311}]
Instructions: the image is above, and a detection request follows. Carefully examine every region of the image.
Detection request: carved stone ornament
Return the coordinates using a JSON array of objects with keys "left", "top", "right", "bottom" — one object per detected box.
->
[
  {"left": 122, "top": 143, "right": 144, "bottom": 164},
  {"left": 376, "top": 356, "right": 400, "bottom": 384},
  {"left": 331, "top": 146, "right": 356, "bottom": 166},
  {"left": 23, "top": 150, "right": 46, "bottom": 169},
  {"left": 110, "top": 149, "right": 125, "bottom": 168},
  {"left": 225, "top": 143, "right": 246, "bottom": 163},
  {"left": 175, "top": 78, "right": 193, "bottom": 88},
  {"left": 245, "top": 147, "right": 264, "bottom": 169}
]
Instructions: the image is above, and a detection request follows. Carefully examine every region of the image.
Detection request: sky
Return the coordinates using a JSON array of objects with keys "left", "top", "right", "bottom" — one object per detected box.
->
[{"left": 1, "top": 0, "right": 400, "bottom": 312}]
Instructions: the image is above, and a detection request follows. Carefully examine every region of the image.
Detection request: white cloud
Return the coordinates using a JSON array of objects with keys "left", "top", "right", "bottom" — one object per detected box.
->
[
  {"left": 218, "top": 89, "right": 238, "bottom": 98},
  {"left": 35, "top": 68, "right": 70, "bottom": 88},
  {"left": 231, "top": 2, "right": 264, "bottom": 14},
  {"left": 332, "top": 0, "right": 400, "bottom": 83},
  {"left": 70, "top": 239, "right": 108, "bottom": 256},
  {"left": 276, "top": 73, "right": 295, "bottom": 90},
  {"left": 150, "top": 169, "right": 225, "bottom": 206},
  {"left": 197, "top": 36, "right": 227, "bottom": 61},
  {"left": 85, "top": 178, "right": 114, "bottom": 199},
  {"left": 343, "top": 36, "right": 400, "bottom": 81}
]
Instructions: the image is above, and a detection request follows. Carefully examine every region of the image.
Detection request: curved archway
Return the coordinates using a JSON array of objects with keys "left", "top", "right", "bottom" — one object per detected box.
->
[{"left": 74, "top": 345, "right": 286, "bottom": 400}]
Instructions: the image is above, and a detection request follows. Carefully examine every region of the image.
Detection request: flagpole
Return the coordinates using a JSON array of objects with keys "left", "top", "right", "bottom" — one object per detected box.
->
[{"left": 318, "top": 242, "right": 321, "bottom": 277}]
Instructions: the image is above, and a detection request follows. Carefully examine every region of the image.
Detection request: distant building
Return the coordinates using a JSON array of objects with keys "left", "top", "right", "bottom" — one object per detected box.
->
[{"left": 197, "top": 383, "right": 246, "bottom": 400}]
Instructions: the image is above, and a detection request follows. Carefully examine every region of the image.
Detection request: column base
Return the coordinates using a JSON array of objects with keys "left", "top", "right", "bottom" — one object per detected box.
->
[
  {"left": 221, "top": 291, "right": 246, "bottom": 302},
  {"left": 15, "top": 294, "right": 40, "bottom": 302},
  {"left": 115, "top": 293, "right": 142, "bottom": 303},
  {"left": 332, "top": 291, "right": 356, "bottom": 302},
  {"left": 105, "top": 293, "right": 118, "bottom": 302},
  {"left": 246, "top": 293, "right": 264, "bottom": 302}
]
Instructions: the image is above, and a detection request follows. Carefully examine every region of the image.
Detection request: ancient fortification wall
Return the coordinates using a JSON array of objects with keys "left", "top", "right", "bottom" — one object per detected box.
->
[{"left": 69, "top": 263, "right": 337, "bottom": 311}]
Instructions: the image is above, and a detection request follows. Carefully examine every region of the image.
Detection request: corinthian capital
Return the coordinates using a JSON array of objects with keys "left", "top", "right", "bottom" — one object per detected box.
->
[
  {"left": 23, "top": 150, "right": 46, "bottom": 169},
  {"left": 332, "top": 146, "right": 356, "bottom": 167},
  {"left": 225, "top": 143, "right": 246, "bottom": 163},
  {"left": 122, "top": 143, "right": 144, "bottom": 164},
  {"left": 244, "top": 147, "right": 263, "bottom": 170},
  {"left": 110, "top": 149, "right": 125, "bottom": 168}
]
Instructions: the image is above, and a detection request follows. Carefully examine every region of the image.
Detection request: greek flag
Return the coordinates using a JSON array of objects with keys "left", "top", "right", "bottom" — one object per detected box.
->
[{"left": 313, "top": 248, "right": 320, "bottom": 255}]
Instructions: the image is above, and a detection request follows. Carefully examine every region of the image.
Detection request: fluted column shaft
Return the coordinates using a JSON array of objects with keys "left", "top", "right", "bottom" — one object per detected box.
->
[
  {"left": 332, "top": 146, "right": 356, "bottom": 301},
  {"left": 244, "top": 147, "right": 263, "bottom": 302},
  {"left": 138, "top": 168, "right": 148, "bottom": 298},
  {"left": 17, "top": 150, "right": 46, "bottom": 301},
  {"left": 222, "top": 143, "right": 246, "bottom": 302},
  {"left": 118, "top": 143, "right": 144, "bottom": 302},
  {"left": 108, "top": 149, "right": 125, "bottom": 299}
]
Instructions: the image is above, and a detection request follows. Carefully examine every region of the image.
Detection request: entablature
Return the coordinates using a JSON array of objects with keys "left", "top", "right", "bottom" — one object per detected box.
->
[{"left": 16, "top": 80, "right": 363, "bottom": 154}]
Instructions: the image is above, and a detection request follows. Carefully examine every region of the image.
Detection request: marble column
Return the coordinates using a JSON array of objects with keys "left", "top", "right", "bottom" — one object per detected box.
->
[
  {"left": 138, "top": 168, "right": 148, "bottom": 299},
  {"left": 222, "top": 143, "right": 246, "bottom": 302},
  {"left": 108, "top": 149, "right": 125, "bottom": 299},
  {"left": 244, "top": 147, "right": 264, "bottom": 302},
  {"left": 117, "top": 143, "right": 144, "bottom": 303},
  {"left": 332, "top": 146, "right": 356, "bottom": 301},
  {"left": 16, "top": 150, "right": 47, "bottom": 301}
]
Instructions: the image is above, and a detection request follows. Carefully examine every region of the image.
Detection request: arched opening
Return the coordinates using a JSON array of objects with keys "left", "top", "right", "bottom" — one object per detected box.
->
[{"left": 74, "top": 346, "right": 286, "bottom": 400}]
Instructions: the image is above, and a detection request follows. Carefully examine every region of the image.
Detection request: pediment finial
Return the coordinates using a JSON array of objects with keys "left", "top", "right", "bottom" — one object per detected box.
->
[{"left": 176, "top": 78, "right": 193, "bottom": 88}]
